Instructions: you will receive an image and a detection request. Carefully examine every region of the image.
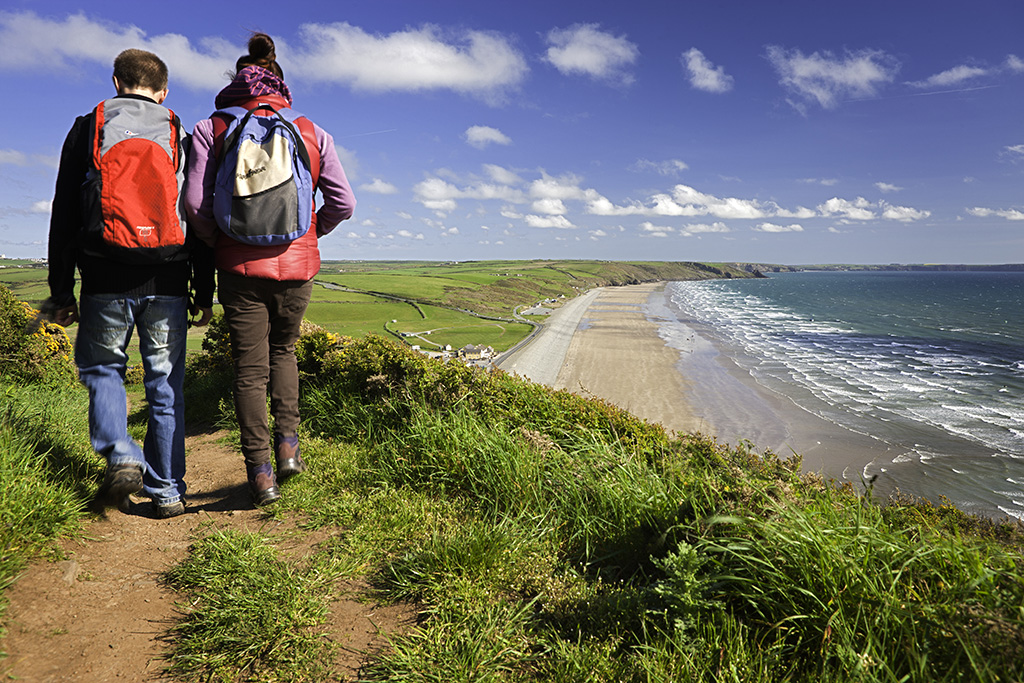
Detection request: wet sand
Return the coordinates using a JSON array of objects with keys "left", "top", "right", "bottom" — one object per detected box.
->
[{"left": 499, "top": 283, "right": 901, "bottom": 482}]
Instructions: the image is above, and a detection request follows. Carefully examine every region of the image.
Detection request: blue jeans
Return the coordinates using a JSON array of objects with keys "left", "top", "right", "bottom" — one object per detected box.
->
[{"left": 76, "top": 294, "right": 188, "bottom": 505}]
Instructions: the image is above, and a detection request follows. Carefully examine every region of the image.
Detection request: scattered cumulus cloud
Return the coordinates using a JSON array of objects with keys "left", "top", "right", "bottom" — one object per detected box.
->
[
  {"left": 531, "top": 198, "right": 567, "bottom": 215},
  {"left": 293, "top": 22, "right": 528, "bottom": 101},
  {"left": 968, "top": 207, "right": 1024, "bottom": 221},
  {"left": 818, "top": 196, "right": 876, "bottom": 221},
  {"left": 681, "top": 48, "right": 733, "bottom": 93},
  {"left": 818, "top": 196, "right": 930, "bottom": 222},
  {"left": 799, "top": 177, "right": 838, "bottom": 186},
  {"left": 29, "top": 200, "right": 50, "bottom": 213},
  {"left": 360, "top": 178, "right": 398, "bottom": 194},
  {"left": 766, "top": 46, "right": 900, "bottom": 111},
  {"left": 0, "top": 10, "right": 236, "bottom": 90},
  {"left": 754, "top": 222, "right": 804, "bottom": 233},
  {"left": 525, "top": 214, "right": 575, "bottom": 229},
  {"left": 639, "top": 221, "right": 672, "bottom": 237},
  {"left": 465, "top": 125, "right": 512, "bottom": 149},
  {"left": 483, "top": 164, "right": 522, "bottom": 185},
  {"left": 589, "top": 184, "right": 767, "bottom": 220},
  {"left": 543, "top": 24, "right": 639, "bottom": 85},
  {"left": 0, "top": 12, "right": 529, "bottom": 100},
  {"left": 881, "top": 204, "right": 930, "bottom": 222},
  {"left": 630, "top": 158, "right": 688, "bottom": 176},
  {"left": 875, "top": 182, "right": 903, "bottom": 193},
  {"left": 774, "top": 205, "right": 817, "bottom": 219},
  {"left": 682, "top": 222, "right": 730, "bottom": 235},
  {"left": 1007, "top": 55, "right": 1024, "bottom": 72},
  {"left": 412, "top": 175, "right": 527, "bottom": 215}
]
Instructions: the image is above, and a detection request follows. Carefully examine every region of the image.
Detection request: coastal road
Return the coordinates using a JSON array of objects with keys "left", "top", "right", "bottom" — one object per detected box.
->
[{"left": 495, "top": 288, "right": 603, "bottom": 385}]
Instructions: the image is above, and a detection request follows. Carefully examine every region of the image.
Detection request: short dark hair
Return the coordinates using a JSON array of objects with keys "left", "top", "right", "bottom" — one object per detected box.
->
[{"left": 113, "top": 49, "right": 168, "bottom": 91}]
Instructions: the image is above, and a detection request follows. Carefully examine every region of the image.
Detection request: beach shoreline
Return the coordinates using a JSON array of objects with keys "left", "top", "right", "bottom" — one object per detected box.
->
[{"left": 499, "top": 282, "right": 902, "bottom": 486}]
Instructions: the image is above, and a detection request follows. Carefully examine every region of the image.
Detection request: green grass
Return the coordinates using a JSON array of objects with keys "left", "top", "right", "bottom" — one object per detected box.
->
[
  {"left": 5, "top": 268, "right": 1022, "bottom": 682},
  {"left": 0, "top": 382, "right": 98, "bottom": 639},
  {"left": 163, "top": 528, "right": 343, "bottom": 682},
  {"left": 0, "top": 266, "right": 50, "bottom": 304}
]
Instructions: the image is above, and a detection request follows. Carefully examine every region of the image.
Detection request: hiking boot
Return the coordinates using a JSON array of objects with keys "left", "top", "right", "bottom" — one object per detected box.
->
[
  {"left": 155, "top": 500, "right": 185, "bottom": 519},
  {"left": 247, "top": 462, "right": 281, "bottom": 507},
  {"left": 90, "top": 463, "right": 143, "bottom": 514},
  {"left": 274, "top": 433, "right": 306, "bottom": 482}
]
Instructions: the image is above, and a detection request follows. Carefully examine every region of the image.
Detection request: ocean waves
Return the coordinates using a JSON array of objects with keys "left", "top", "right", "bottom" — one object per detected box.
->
[{"left": 664, "top": 271, "right": 1024, "bottom": 520}]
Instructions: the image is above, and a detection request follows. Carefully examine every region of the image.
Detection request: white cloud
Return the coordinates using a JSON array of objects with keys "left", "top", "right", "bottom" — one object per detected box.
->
[
  {"left": 817, "top": 196, "right": 930, "bottom": 222},
  {"left": 639, "top": 221, "right": 672, "bottom": 237},
  {"left": 345, "top": 231, "right": 360, "bottom": 239},
  {"left": 525, "top": 214, "right": 575, "bottom": 229},
  {"left": 396, "top": 229, "right": 425, "bottom": 240},
  {"left": 967, "top": 207, "right": 1024, "bottom": 221},
  {"left": 412, "top": 174, "right": 527, "bottom": 214},
  {"left": 774, "top": 205, "right": 817, "bottom": 219},
  {"left": 681, "top": 48, "right": 733, "bottom": 93},
  {"left": 631, "top": 158, "right": 688, "bottom": 176},
  {"left": 818, "top": 196, "right": 876, "bottom": 221},
  {"left": 1007, "top": 55, "right": 1024, "bottom": 73},
  {"left": 875, "top": 182, "right": 903, "bottom": 193},
  {"left": 29, "top": 200, "right": 51, "bottom": 213},
  {"left": 684, "top": 222, "right": 730, "bottom": 234},
  {"left": 881, "top": 203, "right": 930, "bottom": 222},
  {"left": 465, "top": 125, "right": 511, "bottom": 149},
  {"left": 766, "top": 46, "right": 899, "bottom": 110},
  {"left": 543, "top": 24, "right": 639, "bottom": 84},
  {"left": 531, "top": 198, "right": 567, "bottom": 215},
  {"left": 799, "top": 177, "right": 838, "bottom": 186},
  {"left": 908, "top": 64, "right": 989, "bottom": 89},
  {"left": 360, "top": 178, "right": 398, "bottom": 194},
  {"left": 754, "top": 222, "right": 804, "bottom": 233},
  {"left": 586, "top": 183, "right": 767, "bottom": 220},
  {"left": 0, "top": 149, "right": 27, "bottom": 165},
  {"left": 0, "top": 11, "right": 238, "bottom": 90},
  {"left": 1005, "top": 144, "right": 1024, "bottom": 156},
  {"left": 293, "top": 22, "right": 528, "bottom": 101},
  {"left": 483, "top": 164, "right": 522, "bottom": 185}
]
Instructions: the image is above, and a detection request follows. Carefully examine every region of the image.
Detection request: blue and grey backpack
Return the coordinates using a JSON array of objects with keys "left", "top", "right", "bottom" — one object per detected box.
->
[{"left": 212, "top": 104, "right": 314, "bottom": 246}]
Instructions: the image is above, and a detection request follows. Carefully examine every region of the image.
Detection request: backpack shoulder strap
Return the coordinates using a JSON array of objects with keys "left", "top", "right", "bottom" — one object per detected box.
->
[
  {"left": 293, "top": 116, "right": 320, "bottom": 187},
  {"left": 211, "top": 106, "right": 248, "bottom": 159}
]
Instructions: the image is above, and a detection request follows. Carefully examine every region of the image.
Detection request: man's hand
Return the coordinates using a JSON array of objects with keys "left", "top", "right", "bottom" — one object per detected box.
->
[
  {"left": 55, "top": 303, "right": 79, "bottom": 327},
  {"left": 189, "top": 305, "right": 213, "bottom": 328}
]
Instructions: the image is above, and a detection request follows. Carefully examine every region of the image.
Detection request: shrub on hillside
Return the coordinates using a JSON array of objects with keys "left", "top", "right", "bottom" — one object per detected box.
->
[
  {"left": 299, "top": 333, "right": 672, "bottom": 455},
  {"left": 0, "top": 285, "right": 76, "bottom": 387}
]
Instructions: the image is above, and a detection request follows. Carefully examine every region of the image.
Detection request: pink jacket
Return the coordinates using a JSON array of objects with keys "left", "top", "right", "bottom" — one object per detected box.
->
[{"left": 185, "top": 77, "right": 355, "bottom": 281}]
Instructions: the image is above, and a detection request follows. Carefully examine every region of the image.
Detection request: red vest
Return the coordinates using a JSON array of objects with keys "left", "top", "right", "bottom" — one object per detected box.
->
[{"left": 211, "top": 96, "right": 322, "bottom": 281}]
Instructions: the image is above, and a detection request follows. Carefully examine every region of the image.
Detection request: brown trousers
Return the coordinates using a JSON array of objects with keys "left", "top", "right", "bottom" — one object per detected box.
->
[{"left": 218, "top": 271, "right": 313, "bottom": 466}]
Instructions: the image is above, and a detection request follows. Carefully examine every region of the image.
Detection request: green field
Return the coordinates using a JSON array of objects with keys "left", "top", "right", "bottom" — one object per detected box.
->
[{"left": 2, "top": 259, "right": 756, "bottom": 357}]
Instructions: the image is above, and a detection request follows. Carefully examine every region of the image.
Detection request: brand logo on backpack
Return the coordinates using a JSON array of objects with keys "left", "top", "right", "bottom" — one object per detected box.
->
[
  {"left": 212, "top": 104, "right": 314, "bottom": 246},
  {"left": 80, "top": 98, "right": 187, "bottom": 265}
]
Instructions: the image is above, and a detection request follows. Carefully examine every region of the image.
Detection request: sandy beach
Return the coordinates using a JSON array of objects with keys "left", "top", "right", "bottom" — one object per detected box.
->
[{"left": 499, "top": 283, "right": 901, "bottom": 482}]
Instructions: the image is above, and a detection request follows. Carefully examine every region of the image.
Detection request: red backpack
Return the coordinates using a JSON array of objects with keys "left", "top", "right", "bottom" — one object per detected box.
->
[{"left": 80, "top": 98, "right": 189, "bottom": 264}]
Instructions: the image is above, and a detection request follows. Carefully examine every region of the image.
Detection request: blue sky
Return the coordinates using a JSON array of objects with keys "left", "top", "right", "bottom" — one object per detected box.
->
[{"left": 2, "top": 0, "right": 1023, "bottom": 264}]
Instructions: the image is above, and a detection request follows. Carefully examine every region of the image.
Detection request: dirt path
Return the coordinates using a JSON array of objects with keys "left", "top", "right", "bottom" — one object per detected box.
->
[{"left": 0, "top": 428, "right": 411, "bottom": 682}]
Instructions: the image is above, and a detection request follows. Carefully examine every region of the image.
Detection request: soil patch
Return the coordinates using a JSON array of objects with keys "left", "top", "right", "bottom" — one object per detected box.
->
[{"left": 1, "top": 428, "right": 413, "bottom": 682}]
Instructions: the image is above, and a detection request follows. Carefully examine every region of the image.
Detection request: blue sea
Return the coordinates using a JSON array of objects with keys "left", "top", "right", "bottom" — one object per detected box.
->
[{"left": 660, "top": 270, "right": 1024, "bottom": 521}]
